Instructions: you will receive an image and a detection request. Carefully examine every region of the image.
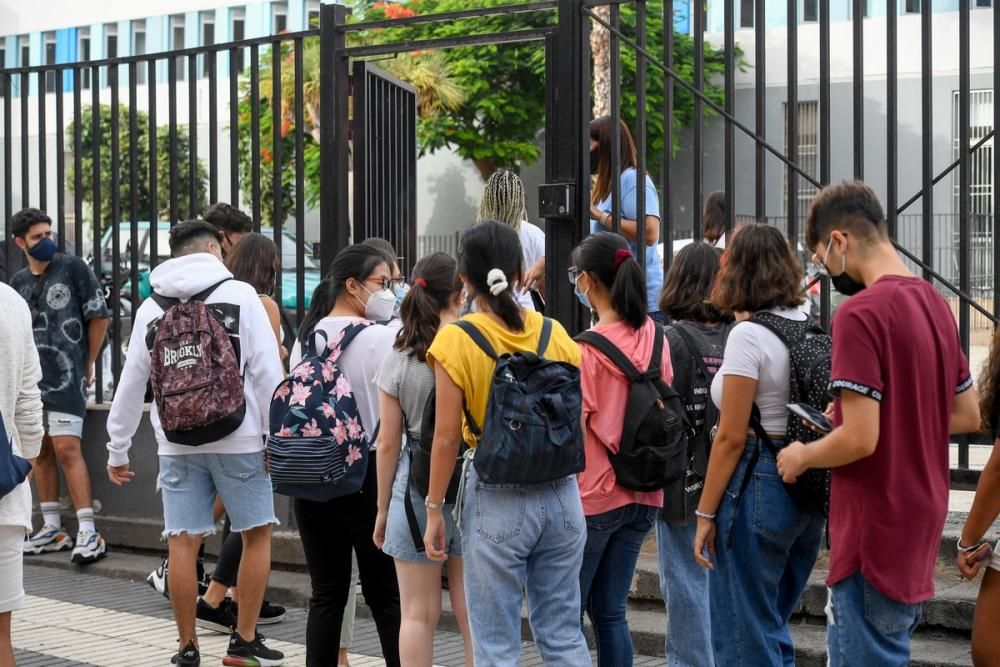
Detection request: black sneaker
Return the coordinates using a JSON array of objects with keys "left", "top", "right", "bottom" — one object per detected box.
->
[
  {"left": 222, "top": 632, "right": 284, "bottom": 667},
  {"left": 195, "top": 598, "right": 236, "bottom": 634},
  {"left": 233, "top": 599, "right": 286, "bottom": 626},
  {"left": 170, "top": 640, "right": 200, "bottom": 666}
]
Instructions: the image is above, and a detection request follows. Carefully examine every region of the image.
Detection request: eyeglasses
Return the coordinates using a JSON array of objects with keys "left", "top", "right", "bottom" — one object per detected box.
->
[
  {"left": 391, "top": 276, "right": 407, "bottom": 290},
  {"left": 567, "top": 266, "right": 582, "bottom": 285},
  {"left": 365, "top": 277, "right": 393, "bottom": 292}
]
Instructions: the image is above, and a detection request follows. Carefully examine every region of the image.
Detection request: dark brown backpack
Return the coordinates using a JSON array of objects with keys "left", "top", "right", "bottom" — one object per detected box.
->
[{"left": 150, "top": 280, "right": 246, "bottom": 446}]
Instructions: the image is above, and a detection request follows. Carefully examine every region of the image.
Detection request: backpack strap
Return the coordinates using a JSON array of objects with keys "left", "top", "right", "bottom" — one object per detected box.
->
[
  {"left": 453, "top": 320, "right": 499, "bottom": 360},
  {"left": 151, "top": 278, "right": 231, "bottom": 311},
  {"left": 574, "top": 330, "right": 647, "bottom": 383},
  {"left": 537, "top": 317, "right": 553, "bottom": 357}
]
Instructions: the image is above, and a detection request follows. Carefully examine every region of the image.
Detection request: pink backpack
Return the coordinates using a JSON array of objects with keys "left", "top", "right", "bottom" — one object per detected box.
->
[{"left": 150, "top": 280, "right": 246, "bottom": 445}]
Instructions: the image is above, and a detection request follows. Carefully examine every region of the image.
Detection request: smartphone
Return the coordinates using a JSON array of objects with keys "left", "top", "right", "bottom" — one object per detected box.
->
[
  {"left": 968, "top": 542, "right": 994, "bottom": 567},
  {"left": 787, "top": 403, "right": 833, "bottom": 433}
]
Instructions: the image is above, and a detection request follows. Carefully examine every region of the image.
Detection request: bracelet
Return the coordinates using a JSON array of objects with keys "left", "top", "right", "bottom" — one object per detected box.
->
[
  {"left": 957, "top": 539, "right": 985, "bottom": 553},
  {"left": 424, "top": 496, "right": 445, "bottom": 511},
  {"left": 695, "top": 510, "right": 716, "bottom": 521}
]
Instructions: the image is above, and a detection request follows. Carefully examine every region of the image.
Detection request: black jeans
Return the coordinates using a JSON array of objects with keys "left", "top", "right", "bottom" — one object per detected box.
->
[{"left": 294, "top": 451, "right": 401, "bottom": 667}]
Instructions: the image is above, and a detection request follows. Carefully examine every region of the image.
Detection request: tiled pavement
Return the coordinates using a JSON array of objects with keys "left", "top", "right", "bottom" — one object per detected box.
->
[{"left": 14, "top": 564, "right": 662, "bottom": 666}]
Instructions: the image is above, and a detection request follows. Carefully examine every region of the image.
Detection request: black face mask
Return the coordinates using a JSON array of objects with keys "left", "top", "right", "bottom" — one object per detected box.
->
[
  {"left": 830, "top": 255, "right": 866, "bottom": 296},
  {"left": 590, "top": 148, "right": 599, "bottom": 175}
]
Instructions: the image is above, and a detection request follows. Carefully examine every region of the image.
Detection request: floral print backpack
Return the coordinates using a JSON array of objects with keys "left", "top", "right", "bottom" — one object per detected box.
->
[{"left": 267, "top": 322, "right": 376, "bottom": 501}]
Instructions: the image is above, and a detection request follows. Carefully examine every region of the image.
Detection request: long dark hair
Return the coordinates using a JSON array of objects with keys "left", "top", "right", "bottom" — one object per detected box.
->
[
  {"left": 711, "top": 223, "right": 804, "bottom": 313},
  {"left": 660, "top": 242, "right": 730, "bottom": 324},
  {"left": 574, "top": 231, "right": 646, "bottom": 329},
  {"left": 979, "top": 331, "right": 1000, "bottom": 434},
  {"left": 703, "top": 191, "right": 726, "bottom": 243},
  {"left": 395, "top": 253, "right": 462, "bottom": 363},
  {"left": 298, "top": 244, "right": 388, "bottom": 344},
  {"left": 590, "top": 116, "right": 638, "bottom": 205},
  {"left": 459, "top": 221, "right": 525, "bottom": 331},
  {"left": 224, "top": 232, "right": 279, "bottom": 296}
]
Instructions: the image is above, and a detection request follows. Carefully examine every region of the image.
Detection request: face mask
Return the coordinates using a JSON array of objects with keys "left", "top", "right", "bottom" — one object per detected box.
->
[
  {"left": 822, "top": 242, "right": 865, "bottom": 297},
  {"left": 393, "top": 283, "right": 409, "bottom": 318},
  {"left": 574, "top": 274, "right": 592, "bottom": 310},
  {"left": 590, "top": 148, "right": 599, "bottom": 176},
  {"left": 359, "top": 283, "right": 397, "bottom": 322},
  {"left": 27, "top": 236, "right": 57, "bottom": 262}
]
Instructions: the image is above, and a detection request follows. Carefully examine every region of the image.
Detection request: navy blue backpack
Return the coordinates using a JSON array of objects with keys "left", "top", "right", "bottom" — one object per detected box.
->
[
  {"left": 456, "top": 318, "right": 585, "bottom": 484},
  {"left": 267, "top": 323, "right": 377, "bottom": 501},
  {"left": 0, "top": 411, "right": 32, "bottom": 499}
]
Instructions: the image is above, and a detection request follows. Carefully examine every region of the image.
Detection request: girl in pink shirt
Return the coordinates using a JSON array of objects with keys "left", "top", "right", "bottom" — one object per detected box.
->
[{"left": 572, "top": 231, "right": 668, "bottom": 666}]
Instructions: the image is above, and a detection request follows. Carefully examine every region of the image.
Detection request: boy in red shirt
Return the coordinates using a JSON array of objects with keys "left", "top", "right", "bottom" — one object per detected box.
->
[{"left": 776, "top": 181, "right": 981, "bottom": 665}]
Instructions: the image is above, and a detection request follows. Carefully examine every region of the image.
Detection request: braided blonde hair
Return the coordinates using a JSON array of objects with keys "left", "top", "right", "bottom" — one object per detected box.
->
[{"left": 478, "top": 169, "right": 527, "bottom": 233}]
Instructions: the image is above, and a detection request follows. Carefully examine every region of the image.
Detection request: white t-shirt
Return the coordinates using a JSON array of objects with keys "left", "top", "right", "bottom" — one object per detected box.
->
[
  {"left": 516, "top": 222, "right": 545, "bottom": 310},
  {"left": 710, "top": 307, "right": 807, "bottom": 434},
  {"left": 290, "top": 316, "right": 397, "bottom": 448}
]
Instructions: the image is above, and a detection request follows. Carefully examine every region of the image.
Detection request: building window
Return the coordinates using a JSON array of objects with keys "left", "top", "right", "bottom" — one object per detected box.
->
[
  {"left": 172, "top": 15, "right": 186, "bottom": 81},
  {"left": 19, "top": 35, "right": 29, "bottom": 69},
  {"left": 953, "top": 90, "right": 994, "bottom": 218},
  {"left": 273, "top": 2, "right": 289, "bottom": 33},
  {"left": 740, "top": 0, "right": 754, "bottom": 27},
  {"left": 308, "top": 0, "right": 321, "bottom": 27},
  {"left": 79, "top": 29, "right": 91, "bottom": 89},
  {"left": 232, "top": 9, "right": 246, "bottom": 73},
  {"left": 975, "top": 0, "right": 991, "bottom": 7},
  {"left": 44, "top": 32, "right": 57, "bottom": 93},
  {"left": 105, "top": 24, "right": 118, "bottom": 89},
  {"left": 133, "top": 20, "right": 147, "bottom": 84},
  {"left": 783, "top": 101, "right": 820, "bottom": 219},
  {"left": 803, "top": 0, "right": 818, "bottom": 22},
  {"left": 202, "top": 12, "right": 215, "bottom": 78},
  {"left": 904, "top": 0, "right": 920, "bottom": 14}
]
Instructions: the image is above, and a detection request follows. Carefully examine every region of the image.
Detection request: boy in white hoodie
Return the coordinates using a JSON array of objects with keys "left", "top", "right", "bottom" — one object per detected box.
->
[{"left": 106, "top": 220, "right": 285, "bottom": 667}]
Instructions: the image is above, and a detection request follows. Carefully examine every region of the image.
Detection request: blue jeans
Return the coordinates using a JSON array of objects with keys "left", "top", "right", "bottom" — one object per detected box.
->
[
  {"left": 656, "top": 519, "right": 712, "bottom": 667},
  {"left": 579, "top": 503, "right": 657, "bottom": 667},
  {"left": 459, "top": 463, "right": 590, "bottom": 667},
  {"left": 827, "top": 571, "right": 923, "bottom": 667},
  {"left": 710, "top": 442, "right": 825, "bottom": 667}
]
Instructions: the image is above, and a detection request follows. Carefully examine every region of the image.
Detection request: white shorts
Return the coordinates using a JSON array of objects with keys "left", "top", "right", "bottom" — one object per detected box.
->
[
  {"left": 43, "top": 410, "right": 84, "bottom": 439},
  {"left": 0, "top": 525, "right": 25, "bottom": 613},
  {"left": 991, "top": 541, "right": 1000, "bottom": 573}
]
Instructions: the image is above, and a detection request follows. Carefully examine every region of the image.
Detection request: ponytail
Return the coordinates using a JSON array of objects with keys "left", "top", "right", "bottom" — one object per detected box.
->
[
  {"left": 298, "top": 277, "right": 336, "bottom": 346},
  {"left": 609, "top": 255, "right": 647, "bottom": 329},
  {"left": 297, "top": 244, "right": 388, "bottom": 345},
  {"left": 459, "top": 221, "right": 525, "bottom": 332},
  {"left": 575, "top": 231, "right": 648, "bottom": 329},
  {"left": 395, "top": 252, "right": 461, "bottom": 362}
]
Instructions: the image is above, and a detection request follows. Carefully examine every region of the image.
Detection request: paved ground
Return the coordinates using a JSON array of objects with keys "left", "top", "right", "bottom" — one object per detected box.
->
[{"left": 13, "top": 563, "right": 661, "bottom": 666}]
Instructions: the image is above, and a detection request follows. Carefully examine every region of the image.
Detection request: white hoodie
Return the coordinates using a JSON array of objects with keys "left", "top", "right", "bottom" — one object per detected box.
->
[{"left": 106, "top": 253, "right": 284, "bottom": 466}]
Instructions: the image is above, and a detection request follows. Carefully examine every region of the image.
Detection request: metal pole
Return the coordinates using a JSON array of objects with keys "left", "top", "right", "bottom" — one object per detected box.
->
[
  {"left": 921, "top": 0, "right": 933, "bottom": 281},
  {"left": 635, "top": 0, "right": 647, "bottom": 276},
  {"left": 958, "top": 0, "right": 970, "bottom": 353},
  {"left": 319, "top": 2, "right": 351, "bottom": 274},
  {"left": 693, "top": 0, "right": 704, "bottom": 240},
  {"left": 754, "top": 0, "right": 765, "bottom": 221},
  {"left": 786, "top": 0, "right": 798, "bottom": 244},
  {"left": 852, "top": 0, "right": 863, "bottom": 179},
  {"left": 886, "top": 0, "right": 897, "bottom": 238},
  {"left": 661, "top": 0, "right": 674, "bottom": 274},
  {"left": 723, "top": 0, "right": 735, "bottom": 234}
]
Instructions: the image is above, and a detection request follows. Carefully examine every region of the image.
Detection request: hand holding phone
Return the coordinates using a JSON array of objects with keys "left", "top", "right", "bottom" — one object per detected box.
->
[{"left": 787, "top": 403, "right": 833, "bottom": 433}]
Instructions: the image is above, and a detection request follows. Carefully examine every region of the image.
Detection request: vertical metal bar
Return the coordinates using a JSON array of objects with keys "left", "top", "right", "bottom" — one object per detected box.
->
[
  {"left": 188, "top": 54, "right": 197, "bottom": 219},
  {"left": 693, "top": 0, "right": 704, "bottom": 240},
  {"left": 852, "top": 0, "right": 864, "bottom": 179},
  {"left": 20, "top": 73, "right": 29, "bottom": 207},
  {"left": 55, "top": 70, "right": 65, "bottom": 252},
  {"left": 128, "top": 62, "right": 139, "bottom": 309},
  {"left": 230, "top": 48, "right": 239, "bottom": 206},
  {"left": 406, "top": 81, "right": 417, "bottom": 276},
  {"left": 352, "top": 64, "right": 367, "bottom": 247},
  {"left": 921, "top": 0, "right": 933, "bottom": 280},
  {"left": 320, "top": 3, "right": 351, "bottom": 274},
  {"left": 148, "top": 59, "right": 159, "bottom": 267},
  {"left": 271, "top": 40, "right": 283, "bottom": 310},
  {"left": 250, "top": 45, "right": 261, "bottom": 230},
  {"left": 91, "top": 66, "right": 103, "bottom": 402},
  {"left": 786, "top": 0, "right": 798, "bottom": 246},
  {"left": 819, "top": 0, "right": 831, "bottom": 328},
  {"left": 37, "top": 72, "right": 46, "bottom": 211},
  {"left": 294, "top": 38, "right": 305, "bottom": 325},
  {"left": 755, "top": 0, "right": 766, "bottom": 221},
  {"left": 609, "top": 4, "right": 621, "bottom": 234},
  {"left": 168, "top": 57, "right": 179, "bottom": 225},
  {"left": 635, "top": 0, "right": 646, "bottom": 275},
  {"left": 661, "top": 0, "right": 674, "bottom": 274},
  {"left": 723, "top": 0, "right": 735, "bottom": 234},
  {"left": 208, "top": 50, "right": 218, "bottom": 205},
  {"left": 886, "top": 0, "right": 897, "bottom": 238},
  {"left": 958, "top": 0, "right": 970, "bottom": 352},
  {"left": 109, "top": 66, "right": 122, "bottom": 383},
  {"left": 993, "top": 0, "right": 999, "bottom": 322},
  {"left": 73, "top": 70, "right": 83, "bottom": 254},
  {"left": 3, "top": 75, "right": 11, "bottom": 272}
]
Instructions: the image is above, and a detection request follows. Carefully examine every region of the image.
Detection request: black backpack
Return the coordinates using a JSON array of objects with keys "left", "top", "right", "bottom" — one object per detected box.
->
[
  {"left": 403, "top": 384, "right": 471, "bottom": 552},
  {"left": 742, "top": 312, "right": 832, "bottom": 518},
  {"left": 576, "top": 322, "right": 691, "bottom": 491}
]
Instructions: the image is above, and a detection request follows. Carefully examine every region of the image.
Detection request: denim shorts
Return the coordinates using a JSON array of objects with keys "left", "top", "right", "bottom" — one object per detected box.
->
[
  {"left": 158, "top": 452, "right": 278, "bottom": 537},
  {"left": 382, "top": 447, "right": 462, "bottom": 562},
  {"left": 43, "top": 410, "right": 84, "bottom": 439}
]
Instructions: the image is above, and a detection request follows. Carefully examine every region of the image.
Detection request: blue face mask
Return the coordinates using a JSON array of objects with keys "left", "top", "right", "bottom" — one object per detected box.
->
[
  {"left": 392, "top": 283, "right": 409, "bottom": 318},
  {"left": 27, "top": 236, "right": 57, "bottom": 262},
  {"left": 574, "top": 275, "right": 592, "bottom": 311}
]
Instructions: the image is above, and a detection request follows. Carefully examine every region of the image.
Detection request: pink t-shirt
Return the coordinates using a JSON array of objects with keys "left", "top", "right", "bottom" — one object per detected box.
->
[{"left": 579, "top": 318, "right": 668, "bottom": 516}]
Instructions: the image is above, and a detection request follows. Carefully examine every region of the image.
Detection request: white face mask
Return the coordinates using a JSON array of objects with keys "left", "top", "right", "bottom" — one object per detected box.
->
[{"left": 359, "top": 284, "right": 397, "bottom": 322}]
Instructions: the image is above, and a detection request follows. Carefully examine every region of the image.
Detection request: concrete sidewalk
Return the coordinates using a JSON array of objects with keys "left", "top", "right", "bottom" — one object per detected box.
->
[{"left": 13, "top": 559, "right": 662, "bottom": 666}]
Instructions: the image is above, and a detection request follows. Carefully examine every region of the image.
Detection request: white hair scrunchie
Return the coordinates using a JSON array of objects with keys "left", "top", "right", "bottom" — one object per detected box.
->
[{"left": 486, "top": 268, "right": 509, "bottom": 296}]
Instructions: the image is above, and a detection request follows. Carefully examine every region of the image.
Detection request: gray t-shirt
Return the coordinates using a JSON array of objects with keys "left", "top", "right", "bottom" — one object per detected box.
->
[{"left": 375, "top": 347, "right": 435, "bottom": 440}]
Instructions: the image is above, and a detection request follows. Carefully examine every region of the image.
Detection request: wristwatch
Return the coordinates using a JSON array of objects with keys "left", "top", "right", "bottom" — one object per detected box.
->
[{"left": 424, "top": 496, "right": 445, "bottom": 511}]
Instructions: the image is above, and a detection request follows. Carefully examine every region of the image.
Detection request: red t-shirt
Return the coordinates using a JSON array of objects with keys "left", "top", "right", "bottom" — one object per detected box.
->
[{"left": 827, "top": 275, "right": 971, "bottom": 603}]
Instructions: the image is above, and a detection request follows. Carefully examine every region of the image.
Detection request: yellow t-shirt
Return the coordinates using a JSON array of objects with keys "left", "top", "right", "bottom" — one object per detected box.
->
[{"left": 427, "top": 310, "right": 581, "bottom": 447}]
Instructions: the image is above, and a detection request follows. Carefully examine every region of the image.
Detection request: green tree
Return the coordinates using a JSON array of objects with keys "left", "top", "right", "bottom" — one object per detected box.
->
[{"left": 68, "top": 105, "right": 207, "bottom": 233}]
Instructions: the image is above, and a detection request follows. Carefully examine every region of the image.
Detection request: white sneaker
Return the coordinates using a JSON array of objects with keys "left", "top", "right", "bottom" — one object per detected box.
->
[
  {"left": 24, "top": 524, "right": 74, "bottom": 554},
  {"left": 70, "top": 530, "right": 107, "bottom": 564},
  {"left": 147, "top": 556, "right": 169, "bottom": 598}
]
